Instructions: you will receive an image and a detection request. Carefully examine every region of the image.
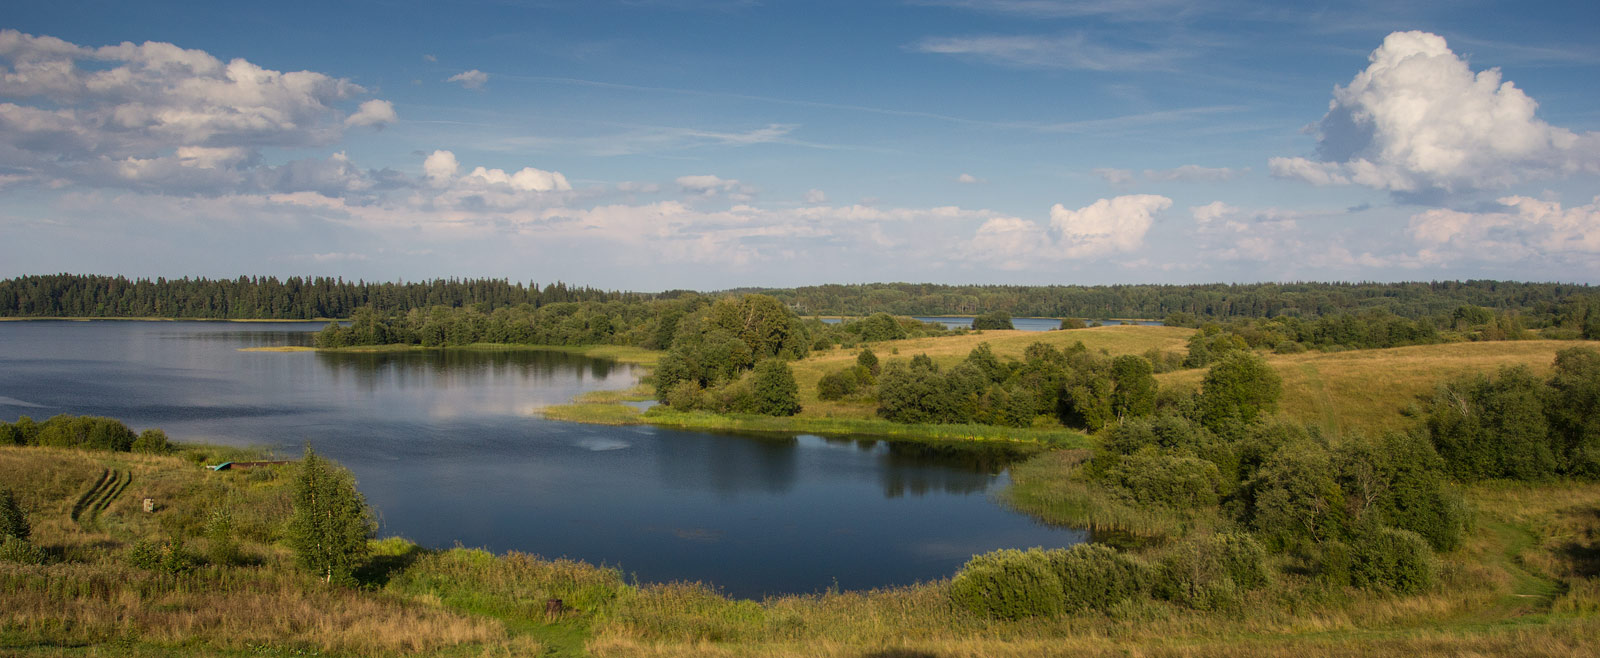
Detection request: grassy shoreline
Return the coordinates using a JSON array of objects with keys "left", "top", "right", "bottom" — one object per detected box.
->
[{"left": 3, "top": 442, "right": 1595, "bottom": 657}]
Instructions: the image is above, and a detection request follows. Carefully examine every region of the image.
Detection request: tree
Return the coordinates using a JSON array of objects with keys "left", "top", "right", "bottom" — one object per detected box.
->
[
  {"left": 0, "top": 488, "right": 28, "bottom": 541},
  {"left": 1110, "top": 355, "right": 1157, "bottom": 422},
  {"left": 973, "top": 310, "right": 1014, "bottom": 330},
  {"left": 856, "top": 347, "right": 880, "bottom": 376},
  {"left": 1547, "top": 347, "right": 1600, "bottom": 478},
  {"left": 853, "top": 313, "right": 907, "bottom": 342},
  {"left": 1197, "top": 352, "right": 1281, "bottom": 436},
  {"left": 748, "top": 359, "right": 802, "bottom": 416},
  {"left": 287, "top": 446, "right": 374, "bottom": 584}
]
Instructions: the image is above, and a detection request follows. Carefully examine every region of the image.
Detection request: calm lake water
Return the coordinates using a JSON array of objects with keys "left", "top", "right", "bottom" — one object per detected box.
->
[{"left": 0, "top": 320, "right": 1083, "bottom": 598}]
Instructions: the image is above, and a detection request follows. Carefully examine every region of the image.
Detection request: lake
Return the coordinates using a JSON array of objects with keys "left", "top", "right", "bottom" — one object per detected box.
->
[{"left": 0, "top": 320, "right": 1083, "bottom": 598}]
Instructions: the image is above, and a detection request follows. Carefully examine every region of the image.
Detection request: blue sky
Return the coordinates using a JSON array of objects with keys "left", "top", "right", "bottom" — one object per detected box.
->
[{"left": 2, "top": 0, "right": 1598, "bottom": 290}]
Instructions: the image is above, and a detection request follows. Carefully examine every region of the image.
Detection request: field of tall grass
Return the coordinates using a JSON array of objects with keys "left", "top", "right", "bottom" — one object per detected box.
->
[
  {"left": 1157, "top": 339, "right": 1600, "bottom": 435},
  {"left": 3, "top": 437, "right": 1597, "bottom": 657}
]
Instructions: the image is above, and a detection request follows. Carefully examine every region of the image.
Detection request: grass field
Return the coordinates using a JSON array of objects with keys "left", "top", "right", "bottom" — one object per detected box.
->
[
  {"left": 1156, "top": 339, "right": 1600, "bottom": 435},
  {"left": 3, "top": 444, "right": 1596, "bottom": 657}
]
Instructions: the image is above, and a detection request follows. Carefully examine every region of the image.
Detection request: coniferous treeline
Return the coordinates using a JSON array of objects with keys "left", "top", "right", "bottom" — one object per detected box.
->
[
  {"left": 749, "top": 280, "right": 1597, "bottom": 321},
  {"left": 4, "top": 275, "right": 1598, "bottom": 322},
  {"left": 0, "top": 274, "right": 663, "bottom": 319}
]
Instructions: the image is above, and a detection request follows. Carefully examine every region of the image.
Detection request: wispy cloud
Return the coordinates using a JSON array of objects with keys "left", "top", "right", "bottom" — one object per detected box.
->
[
  {"left": 909, "top": 0, "right": 1203, "bottom": 22},
  {"left": 914, "top": 32, "right": 1186, "bottom": 71}
]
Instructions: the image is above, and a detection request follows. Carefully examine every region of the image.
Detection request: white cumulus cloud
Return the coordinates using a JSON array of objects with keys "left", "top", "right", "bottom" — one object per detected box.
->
[
  {"left": 345, "top": 99, "right": 397, "bottom": 128},
  {"left": 1408, "top": 196, "right": 1600, "bottom": 262},
  {"left": 964, "top": 194, "right": 1172, "bottom": 264},
  {"left": 0, "top": 29, "right": 394, "bottom": 191},
  {"left": 446, "top": 69, "right": 488, "bottom": 90},
  {"left": 1270, "top": 30, "right": 1600, "bottom": 195},
  {"left": 1051, "top": 194, "right": 1172, "bottom": 258}
]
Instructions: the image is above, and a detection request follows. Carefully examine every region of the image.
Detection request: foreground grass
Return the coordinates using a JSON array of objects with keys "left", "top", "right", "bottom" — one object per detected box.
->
[
  {"left": 4, "top": 434, "right": 1597, "bottom": 657},
  {"left": 1157, "top": 339, "right": 1600, "bottom": 435}
]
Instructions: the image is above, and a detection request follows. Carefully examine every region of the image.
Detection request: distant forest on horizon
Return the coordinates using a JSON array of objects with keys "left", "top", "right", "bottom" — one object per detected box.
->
[{"left": 2, "top": 274, "right": 1596, "bottom": 322}]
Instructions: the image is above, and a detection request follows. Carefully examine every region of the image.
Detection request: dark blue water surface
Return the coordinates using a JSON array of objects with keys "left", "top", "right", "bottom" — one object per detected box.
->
[{"left": 0, "top": 320, "right": 1082, "bottom": 598}]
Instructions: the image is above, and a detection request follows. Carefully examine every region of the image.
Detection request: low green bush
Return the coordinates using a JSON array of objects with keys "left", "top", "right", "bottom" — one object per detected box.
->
[
  {"left": 1155, "top": 533, "right": 1269, "bottom": 610},
  {"left": 0, "top": 535, "right": 47, "bottom": 564},
  {"left": 0, "top": 488, "right": 29, "bottom": 541},
  {"left": 128, "top": 537, "right": 199, "bottom": 575},
  {"left": 817, "top": 365, "right": 872, "bottom": 401},
  {"left": 1350, "top": 527, "right": 1437, "bottom": 594},
  {"left": 1047, "top": 543, "right": 1151, "bottom": 612},
  {"left": 132, "top": 428, "right": 170, "bottom": 454},
  {"left": 948, "top": 548, "right": 1065, "bottom": 619}
]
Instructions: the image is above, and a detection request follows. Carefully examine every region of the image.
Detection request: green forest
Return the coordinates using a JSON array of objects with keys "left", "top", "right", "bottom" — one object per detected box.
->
[{"left": 6, "top": 274, "right": 1599, "bottom": 324}]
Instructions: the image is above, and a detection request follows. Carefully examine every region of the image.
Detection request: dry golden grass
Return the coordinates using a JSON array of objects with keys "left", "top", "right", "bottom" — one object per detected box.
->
[
  {"left": 0, "top": 446, "right": 513, "bottom": 656},
  {"left": 1156, "top": 339, "right": 1600, "bottom": 435}
]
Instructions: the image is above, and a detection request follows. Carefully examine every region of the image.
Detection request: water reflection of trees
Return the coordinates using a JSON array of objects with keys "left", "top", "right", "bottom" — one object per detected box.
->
[
  {"left": 653, "top": 431, "right": 800, "bottom": 496},
  {"left": 314, "top": 349, "right": 627, "bottom": 391}
]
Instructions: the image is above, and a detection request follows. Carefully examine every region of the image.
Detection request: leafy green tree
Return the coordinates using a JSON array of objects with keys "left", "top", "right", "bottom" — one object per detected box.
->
[
  {"left": 1197, "top": 352, "right": 1281, "bottom": 437},
  {"left": 132, "top": 429, "right": 169, "bottom": 454},
  {"left": 1547, "top": 347, "right": 1600, "bottom": 478},
  {"left": 707, "top": 294, "right": 807, "bottom": 361},
  {"left": 1424, "top": 366, "right": 1555, "bottom": 480},
  {"left": 856, "top": 347, "right": 880, "bottom": 376},
  {"left": 287, "top": 447, "right": 375, "bottom": 584},
  {"left": 0, "top": 488, "right": 29, "bottom": 541},
  {"left": 1110, "top": 355, "right": 1157, "bottom": 422},
  {"left": 1245, "top": 442, "right": 1347, "bottom": 549},
  {"left": 972, "top": 310, "right": 1014, "bottom": 330},
  {"left": 748, "top": 359, "right": 802, "bottom": 416},
  {"left": 853, "top": 312, "right": 907, "bottom": 342}
]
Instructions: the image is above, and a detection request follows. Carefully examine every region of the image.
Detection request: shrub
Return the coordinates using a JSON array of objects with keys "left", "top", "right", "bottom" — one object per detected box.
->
[
  {"left": 817, "top": 365, "right": 871, "bottom": 401},
  {"left": 1197, "top": 352, "right": 1281, "bottom": 437},
  {"left": 666, "top": 380, "right": 706, "bottom": 411},
  {"left": 0, "top": 535, "right": 47, "bottom": 565},
  {"left": 856, "top": 347, "right": 880, "bottom": 376},
  {"left": 1155, "top": 533, "right": 1269, "bottom": 610},
  {"left": 1060, "top": 318, "right": 1087, "bottom": 330},
  {"left": 132, "top": 428, "right": 170, "bottom": 454},
  {"left": 0, "top": 488, "right": 29, "bottom": 541},
  {"left": 1047, "top": 544, "right": 1151, "bottom": 612},
  {"left": 973, "top": 311, "right": 1014, "bottom": 331},
  {"left": 128, "top": 538, "right": 199, "bottom": 575},
  {"left": 1310, "top": 540, "right": 1354, "bottom": 587},
  {"left": 948, "top": 548, "right": 1065, "bottom": 619},
  {"left": 1349, "top": 527, "right": 1437, "bottom": 594},
  {"left": 854, "top": 313, "right": 907, "bottom": 342},
  {"left": 1103, "top": 449, "right": 1224, "bottom": 509},
  {"left": 748, "top": 359, "right": 801, "bottom": 416},
  {"left": 31, "top": 415, "right": 138, "bottom": 451},
  {"left": 206, "top": 508, "right": 244, "bottom": 566}
]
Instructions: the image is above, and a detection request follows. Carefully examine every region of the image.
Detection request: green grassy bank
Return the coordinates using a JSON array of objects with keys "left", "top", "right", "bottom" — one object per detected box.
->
[{"left": 2, "top": 442, "right": 1596, "bottom": 657}]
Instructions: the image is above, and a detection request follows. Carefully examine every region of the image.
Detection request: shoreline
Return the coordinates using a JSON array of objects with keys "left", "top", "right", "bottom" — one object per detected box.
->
[{"left": 237, "top": 340, "right": 1082, "bottom": 447}]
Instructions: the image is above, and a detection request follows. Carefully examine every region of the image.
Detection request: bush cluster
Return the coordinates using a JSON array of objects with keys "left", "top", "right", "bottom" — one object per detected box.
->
[
  {"left": 1421, "top": 348, "right": 1600, "bottom": 481},
  {"left": 949, "top": 536, "right": 1272, "bottom": 618},
  {"left": 876, "top": 341, "right": 1162, "bottom": 430}
]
